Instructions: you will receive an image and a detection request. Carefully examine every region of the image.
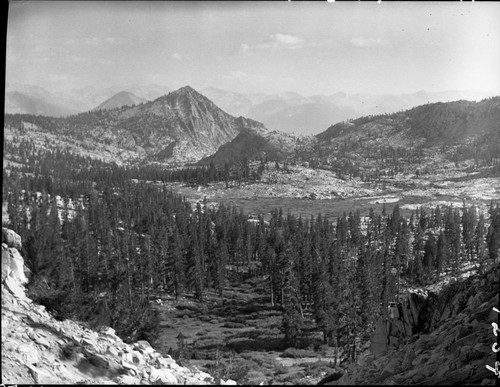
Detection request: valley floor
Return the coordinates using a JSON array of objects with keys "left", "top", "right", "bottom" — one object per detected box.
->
[
  {"left": 149, "top": 276, "right": 342, "bottom": 385},
  {"left": 163, "top": 164, "right": 500, "bottom": 220}
]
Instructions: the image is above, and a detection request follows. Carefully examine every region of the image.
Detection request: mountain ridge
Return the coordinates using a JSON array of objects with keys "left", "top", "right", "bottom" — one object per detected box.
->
[{"left": 316, "top": 97, "right": 500, "bottom": 146}]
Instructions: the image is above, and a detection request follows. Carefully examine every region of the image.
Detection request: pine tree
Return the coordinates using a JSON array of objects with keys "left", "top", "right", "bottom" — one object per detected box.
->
[
  {"left": 436, "top": 231, "right": 448, "bottom": 282},
  {"left": 462, "top": 205, "right": 477, "bottom": 262},
  {"left": 486, "top": 205, "right": 500, "bottom": 263},
  {"left": 474, "top": 214, "right": 487, "bottom": 274},
  {"left": 281, "top": 242, "right": 303, "bottom": 347},
  {"left": 423, "top": 232, "right": 437, "bottom": 282},
  {"left": 312, "top": 260, "right": 338, "bottom": 346},
  {"left": 169, "top": 225, "right": 185, "bottom": 300}
]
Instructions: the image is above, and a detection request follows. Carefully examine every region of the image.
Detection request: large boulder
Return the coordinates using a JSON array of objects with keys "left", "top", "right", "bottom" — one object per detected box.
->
[
  {"left": 149, "top": 367, "right": 178, "bottom": 384},
  {"left": 2, "top": 245, "right": 28, "bottom": 285},
  {"left": 2, "top": 228, "right": 27, "bottom": 286},
  {"left": 27, "top": 364, "right": 58, "bottom": 384},
  {"left": 2, "top": 229, "right": 29, "bottom": 301},
  {"left": 2, "top": 227, "right": 22, "bottom": 250}
]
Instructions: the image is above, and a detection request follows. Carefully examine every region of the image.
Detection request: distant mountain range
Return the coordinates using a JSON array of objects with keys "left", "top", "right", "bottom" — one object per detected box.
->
[
  {"left": 4, "top": 84, "right": 499, "bottom": 167},
  {"left": 202, "top": 88, "right": 496, "bottom": 135},
  {"left": 6, "top": 83, "right": 495, "bottom": 135},
  {"left": 4, "top": 83, "right": 170, "bottom": 116},
  {"left": 5, "top": 91, "right": 79, "bottom": 117}
]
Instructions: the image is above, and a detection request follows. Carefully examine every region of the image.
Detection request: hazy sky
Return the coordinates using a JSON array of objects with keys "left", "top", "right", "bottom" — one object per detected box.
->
[{"left": 6, "top": 1, "right": 500, "bottom": 96}]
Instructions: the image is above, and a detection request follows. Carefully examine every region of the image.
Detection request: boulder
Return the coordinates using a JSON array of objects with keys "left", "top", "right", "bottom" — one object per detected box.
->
[
  {"left": 4, "top": 276, "right": 27, "bottom": 299},
  {"left": 134, "top": 340, "right": 154, "bottom": 354},
  {"left": 131, "top": 350, "right": 144, "bottom": 365},
  {"left": 2, "top": 228, "right": 22, "bottom": 250},
  {"left": 221, "top": 378, "right": 238, "bottom": 385},
  {"left": 3, "top": 339, "right": 17, "bottom": 351},
  {"left": 149, "top": 367, "right": 178, "bottom": 384},
  {"left": 120, "top": 359, "right": 139, "bottom": 376},
  {"left": 114, "top": 374, "right": 141, "bottom": 385},
  {"left": 122, "top": 350, "right": 144, "bottom": 365},
  {"left": 2, "top": 246, "right": 28, "bottom": 285},
  {"left": 156, "top": 356, "right": 176, "bottom": 368},
  {"left": 34, "top": 336, "right": 51, "bottom": 348},
  {"left": 401, "top": 347, "right": 416, "bottom": 371},
  {"left": 17, "top": 343, "right": 41, "bottom": 365},
  {"left": 27, "top": 364, "right": 57, "bottom": 384},
  {"left": 81, "top": 337, "right": 101, "bottom": 352},
  {"left": 101, "top": 326, "right": 119, "bottom": 339},
  {"left": 107, "top": 345, "right": 120, "bottom": 357}
]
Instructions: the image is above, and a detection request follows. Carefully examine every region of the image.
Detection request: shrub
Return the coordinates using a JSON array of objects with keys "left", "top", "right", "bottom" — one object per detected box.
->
[{"left": 273, "top": 361, "right": 288, "bottom": 375}]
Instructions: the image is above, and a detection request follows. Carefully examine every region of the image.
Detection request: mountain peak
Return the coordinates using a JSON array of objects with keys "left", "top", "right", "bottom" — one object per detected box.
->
[
  {"left": 164, "top": 86, "right": 210, "bottom": 103},
  {"left": 94, "top": 91, "right": 146, "bottom": 110},
  {"left": 175, "top": 85, "right": 199, "bottom": 95}
]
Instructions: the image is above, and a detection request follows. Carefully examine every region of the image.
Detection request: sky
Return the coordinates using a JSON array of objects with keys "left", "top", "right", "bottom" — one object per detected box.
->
[{"left": 5, "top": 1, "right": 500, "bottom": 96}]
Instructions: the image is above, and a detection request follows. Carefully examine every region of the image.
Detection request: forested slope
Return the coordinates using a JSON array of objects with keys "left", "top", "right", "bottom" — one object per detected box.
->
[{"left": 3, "top": 136, "right": 499, "bottom": 357}]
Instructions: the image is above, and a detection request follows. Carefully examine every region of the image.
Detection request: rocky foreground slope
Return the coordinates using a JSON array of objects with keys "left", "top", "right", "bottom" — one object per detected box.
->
[
  {"left": 1, "top": 228, "right": 223, "bottom": 385},
  {"left": 327, "top": 266, "right": 500, "bottom": 385}
]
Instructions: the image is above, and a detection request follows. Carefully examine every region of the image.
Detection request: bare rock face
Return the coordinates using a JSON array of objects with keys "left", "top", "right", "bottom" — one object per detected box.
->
[
  {"left": 2, "top": 227, "right": 22, "bottom": 250},
  {"left": 2, "top": 228, "right": 28, "bottom": 290},
  {"left": 2, "top": 247, "right": 28, "bottom": 285},
  {"left": 328, "top": 266, "right": 499, "bottom": 385}
]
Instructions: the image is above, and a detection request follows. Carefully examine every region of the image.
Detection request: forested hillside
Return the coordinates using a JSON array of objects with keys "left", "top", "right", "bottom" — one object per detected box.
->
[
  {"left": 298, "top": 97, "right": 500, "bottom": 181},
  {"left": 3, "top": 133, "right": 499, "bottom": 357}
]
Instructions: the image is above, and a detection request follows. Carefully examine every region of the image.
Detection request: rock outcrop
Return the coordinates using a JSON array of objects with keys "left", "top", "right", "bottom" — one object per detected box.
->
[
  {"left": 1, "top": 228, "right": 216, "bottom": 385},
  {"left": 332, "top": 267, "right": 499, "bottom": 385},
  {"left": 2, "top": 227, "right": 22, "bottom": 250}
]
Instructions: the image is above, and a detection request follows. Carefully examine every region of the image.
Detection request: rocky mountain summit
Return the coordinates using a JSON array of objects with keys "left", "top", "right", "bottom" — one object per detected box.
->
[
  {"left": 1, "top": 228, "right": 226, "bottom": 385},
  {"left": 326, "top": 266, "right": 499, "bottom": 385}
]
